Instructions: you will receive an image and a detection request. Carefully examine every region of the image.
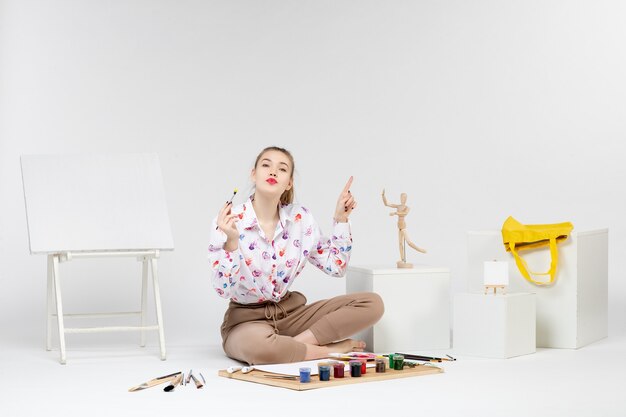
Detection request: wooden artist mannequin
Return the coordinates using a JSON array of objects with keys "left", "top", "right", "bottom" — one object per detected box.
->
[{"left": 382, "top": 189, "right": 426, "bottom": 268}]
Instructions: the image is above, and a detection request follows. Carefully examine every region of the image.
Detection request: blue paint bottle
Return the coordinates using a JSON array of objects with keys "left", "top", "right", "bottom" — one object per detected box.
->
[
  {"left": 318, "top": 365, "right": 331, "bottom": 381},
  {"left": 299, "top": 367, "right": 311, "bottom": 383}
]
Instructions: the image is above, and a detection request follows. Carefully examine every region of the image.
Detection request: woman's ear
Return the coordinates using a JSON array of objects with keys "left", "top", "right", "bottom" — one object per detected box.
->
[
  {"left": 286, "top": 178, "right": 293, "bottom": 190},
  {"left": 250, "top": 168, "right": 256, "bottom": 182}
]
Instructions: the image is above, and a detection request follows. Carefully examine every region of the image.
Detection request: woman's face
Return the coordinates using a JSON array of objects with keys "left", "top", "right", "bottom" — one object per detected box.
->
[{"left": 251, "top": 150, "right": 293, "bottom": 197}]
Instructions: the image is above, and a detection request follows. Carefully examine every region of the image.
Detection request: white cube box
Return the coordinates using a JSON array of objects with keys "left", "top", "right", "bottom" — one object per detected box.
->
[
  {"left": 346, "top": 265, "right": 450, "bottom": 352},
  {"left": 467, "top": 229, "right": 608, "bottom": 349},
  {"left": 453, "top": 293, "right": 536, "bottom": 359}
]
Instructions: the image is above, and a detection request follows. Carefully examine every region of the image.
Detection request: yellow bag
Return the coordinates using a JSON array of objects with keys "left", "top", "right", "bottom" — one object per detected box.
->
[{"left": 501, "top": 216, "right": 574, "bottom": 286}]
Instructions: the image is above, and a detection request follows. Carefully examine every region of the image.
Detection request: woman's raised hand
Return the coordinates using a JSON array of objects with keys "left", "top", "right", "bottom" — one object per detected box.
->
[
  {"left": 334, "top": 176, "right": 356, "bottom": 223},
  {"left": 217, "top": 202, "right": 240, "bottom": 241}
]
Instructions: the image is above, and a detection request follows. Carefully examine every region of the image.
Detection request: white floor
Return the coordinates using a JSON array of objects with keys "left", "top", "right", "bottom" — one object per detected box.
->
[{"left": 2, "top": 335, "right": 625, "bottom": 417}]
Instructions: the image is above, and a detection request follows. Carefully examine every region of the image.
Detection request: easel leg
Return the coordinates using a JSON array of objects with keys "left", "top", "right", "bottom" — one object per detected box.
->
[
  {"left": 150, "top": 258, "right": 166, "bottom": 360},
  {"left": 52, "top": 255, "right": 67, "bottom": 364},
  {"left": 140, "top": 259, "right": 148, "bottom": 347},
  {"left": 46, "top": 255, "right": 53, "bottom": 351}
]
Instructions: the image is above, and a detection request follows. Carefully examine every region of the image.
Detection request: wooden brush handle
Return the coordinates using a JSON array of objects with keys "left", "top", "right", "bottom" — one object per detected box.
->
[
  {"left": 190, "top": 374, "right": 204, "bottom": 389},
  {"left": 128, "top": 373, "right": 181, "bottom": 392}
]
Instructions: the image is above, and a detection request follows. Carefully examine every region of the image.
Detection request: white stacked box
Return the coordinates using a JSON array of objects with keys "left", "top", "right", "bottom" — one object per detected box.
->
[
  {"left": 346, "top": 265, "right": 450, "bottom": 352},
  {"left": 453, "top": 293, "right": 536, "bottom": 359},
  {"left": 467, "top": 229, "right": 608, "bottom": 348}
]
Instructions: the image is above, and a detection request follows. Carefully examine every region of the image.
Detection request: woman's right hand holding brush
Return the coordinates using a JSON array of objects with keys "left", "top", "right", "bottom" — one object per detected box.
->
[{"left": 217, "top": 202, "right": 240, "bottom": 251}]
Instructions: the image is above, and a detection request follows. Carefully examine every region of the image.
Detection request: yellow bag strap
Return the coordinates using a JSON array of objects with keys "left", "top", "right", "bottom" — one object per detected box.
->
[{"left": 508, "top": 237, "right": 558, "bottom": 286}]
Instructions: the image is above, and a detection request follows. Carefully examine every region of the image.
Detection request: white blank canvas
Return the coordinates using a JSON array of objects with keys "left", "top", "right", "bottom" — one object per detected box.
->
[
  {"left": 21, "top": 153, "right": 174, "bottom": 254},
  {"left": 484, "top": 261, "right": 509, "bottom": 286}
]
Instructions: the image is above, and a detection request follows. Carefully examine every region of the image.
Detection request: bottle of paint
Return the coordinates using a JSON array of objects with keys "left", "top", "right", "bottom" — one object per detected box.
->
[
  {"left": 316, "top": 361, "right": 330, "bottom": 374},
  {"left": 375, "top": 358, "right": 386, "bottom": 373},
  {"left": 349, "top": 360, "right": 362, "bottom": 377},
  {"left": 393, "top": 354, "right": 405, "bottom": 370},
  {"left": 318, "top": 365, "right": 331, "bottom": 381},
  {"left": 299, "top": 367, "right": 311, "bottom": 383},
  {"left": 333, "top": 362, "right": 345, "bottom": 378},
  {"left": 388, "top": 354, "right": 395, "bottom": 369},
  {"left": 359, "top": 359, "right": 367, "bottom": 375}
]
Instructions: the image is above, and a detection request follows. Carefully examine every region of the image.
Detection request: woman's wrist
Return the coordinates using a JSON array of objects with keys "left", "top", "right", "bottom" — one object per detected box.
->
[
  {"left": 334, "top": 215, "right": 349, "bottom": 223},
  {"left": 224, "top": 236, "right": 239, "bottom": 252}
]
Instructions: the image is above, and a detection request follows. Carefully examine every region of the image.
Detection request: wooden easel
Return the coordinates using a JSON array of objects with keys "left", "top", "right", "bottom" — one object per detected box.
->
[
  {"left": 47, "top": 250, "right": 166, "bottom": 364},
  {"left": 483, "top": 260, "right": 509, "bottom": 296},
  {"left": 484, "top": 284, "right": 507, "bottom": 295},
  {"left": 22, "top": 154, "right": 174, "bottom": 364}
]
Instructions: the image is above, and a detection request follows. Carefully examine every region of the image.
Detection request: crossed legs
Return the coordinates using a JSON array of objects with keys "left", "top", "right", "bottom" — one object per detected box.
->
[{"left": 222, "top": 292, "right": 384, "bottom": 365}]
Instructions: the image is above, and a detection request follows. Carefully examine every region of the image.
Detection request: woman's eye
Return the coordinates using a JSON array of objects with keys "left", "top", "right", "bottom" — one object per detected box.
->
[
  {"left": 280, "top": 168, "right": 287, "bottom": 172},
  {"left": 262, "top": 164, "right": 269, "bottom": 167}
]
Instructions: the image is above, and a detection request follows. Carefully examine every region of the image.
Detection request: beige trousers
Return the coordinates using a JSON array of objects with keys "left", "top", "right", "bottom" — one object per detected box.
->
[{"left": 220, "top": 291, "right": 384, "bottom": 365}]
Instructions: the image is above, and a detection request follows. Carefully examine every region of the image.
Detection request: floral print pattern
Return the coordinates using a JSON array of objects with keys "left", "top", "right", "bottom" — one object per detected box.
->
[{"left": 208, "top": 197, "right": 352, "bottom": 303}]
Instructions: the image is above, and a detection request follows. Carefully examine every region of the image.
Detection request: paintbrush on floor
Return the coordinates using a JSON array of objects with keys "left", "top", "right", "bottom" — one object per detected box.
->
[{"left": 129, "top": 371, "right": 182, "bottom": 392}]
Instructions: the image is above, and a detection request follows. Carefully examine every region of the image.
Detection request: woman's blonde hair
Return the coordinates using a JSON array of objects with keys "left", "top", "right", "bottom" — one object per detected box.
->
[{"left": 253, "top": 146, "right": 295, "bottom": 205}]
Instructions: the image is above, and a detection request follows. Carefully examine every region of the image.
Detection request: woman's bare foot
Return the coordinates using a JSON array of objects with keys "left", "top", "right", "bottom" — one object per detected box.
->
[{"left": 324, "top": 338, "right": 366, "bottom": 353}]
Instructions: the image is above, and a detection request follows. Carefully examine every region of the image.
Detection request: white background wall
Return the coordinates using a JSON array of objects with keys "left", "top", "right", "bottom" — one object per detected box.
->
[{"left": 1, "top": 0, "right": 624, "bottom": 348}]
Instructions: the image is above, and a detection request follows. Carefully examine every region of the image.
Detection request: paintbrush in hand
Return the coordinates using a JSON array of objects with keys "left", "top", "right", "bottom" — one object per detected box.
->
[{"left": 215, "top": 188, "right": 238, "bottom": 230}]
